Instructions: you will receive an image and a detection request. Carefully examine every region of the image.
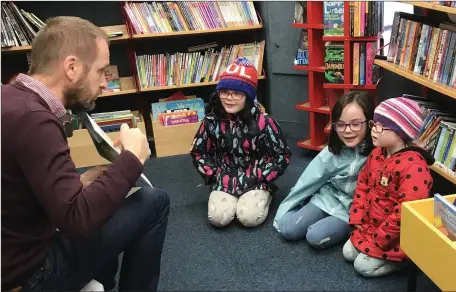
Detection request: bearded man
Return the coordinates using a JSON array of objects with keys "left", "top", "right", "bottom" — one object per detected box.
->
[{"left": 2, "top": 16, "right": 169, "bottom": 292}]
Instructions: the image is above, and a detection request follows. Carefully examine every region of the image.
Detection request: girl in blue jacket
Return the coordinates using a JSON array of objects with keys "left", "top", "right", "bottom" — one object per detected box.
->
[{"left": 274, "top": 91, "right": 374, "bottom": 249}]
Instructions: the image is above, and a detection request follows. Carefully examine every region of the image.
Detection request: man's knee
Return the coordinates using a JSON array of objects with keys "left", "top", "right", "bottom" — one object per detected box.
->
[{"left": 139, "top": 187, "right": 170, "bottom": 208}]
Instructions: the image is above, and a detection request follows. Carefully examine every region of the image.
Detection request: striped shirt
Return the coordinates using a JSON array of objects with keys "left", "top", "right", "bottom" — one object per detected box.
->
[{"left": 15, "top": 73, "right": 67, "bottom": 119}]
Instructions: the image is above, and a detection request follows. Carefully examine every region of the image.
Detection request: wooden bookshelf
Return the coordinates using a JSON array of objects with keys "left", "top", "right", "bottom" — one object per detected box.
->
[
  {"left": 323, "top": 84, "right": 377, "bottom": 90},
  {"left": 296, "top": 102, "right": 330, "bottom": 114},
  {"left": 294, "top": 65, "right": 325, "bottom": 72},
  {"left": 292, "top": 23, "right": 324, "bottom": 29},
  {"left": 99, "top": 77, "right": 136, "bottom": 98},
  {"left": 374, "top": 59, "right": 456, "bottom": 100},
  {"left": 132, "top": 25, "right": 263, "bottom": 39},
  {"left": 297, "top": 138, "right": 327, "bottom": 151},
  {"left": 322, "top": 36, "right": 378, "bottom": 42},
  {"left": 139, "top": 75, "right": 266, "bottom": 93},
  {"left": 1, "top": 25, "right": 129, "bottom": 53},
  {"left": 430, "top": 164, "right": 456, "bottom": 185},
  {"left": 400, "top": 1, "right": 456, "bottom": 14}
]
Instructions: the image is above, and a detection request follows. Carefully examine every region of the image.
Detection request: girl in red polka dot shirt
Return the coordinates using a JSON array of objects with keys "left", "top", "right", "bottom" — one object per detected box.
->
[{"left": 343, "top": 97, "right": 435, "bottom": 277}]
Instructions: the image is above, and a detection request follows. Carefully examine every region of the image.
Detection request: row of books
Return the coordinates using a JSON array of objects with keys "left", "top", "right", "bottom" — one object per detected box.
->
[
  {"left": 123, "top": 1, "right": 260, "bottom": 35},
  {"left": 1, "top": 2, "right": 45, "bottom": 48},
  {"left": 135, "top": 41, "right": 265, "bottom": 89},
  {"left": 406, "top": 94, "right": 456, "bottom": 175},
  {"left": 428, "top": 1, "right": 456, "bottom": 7},
  {"left": 352, "top": 42, "right": 381, "bottom": 86},
  {"left": 349, "top": 1, "right": 384, "bottom": 37},
  {"left": 387, "top": 12, "right": 456, "bottom": 88},
  {"left": 151, "top": 91, "right": 205, "bottom": 126}
]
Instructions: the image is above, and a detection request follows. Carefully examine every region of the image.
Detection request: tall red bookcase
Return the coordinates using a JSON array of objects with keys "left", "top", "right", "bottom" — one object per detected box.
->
[{"left": 293, "top": 2, "right": 378, "bottom": 151}]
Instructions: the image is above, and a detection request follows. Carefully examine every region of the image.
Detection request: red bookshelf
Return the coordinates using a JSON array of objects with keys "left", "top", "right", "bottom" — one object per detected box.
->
[{"left": 293, "top": 2, "right": 379, "bottom": 151}]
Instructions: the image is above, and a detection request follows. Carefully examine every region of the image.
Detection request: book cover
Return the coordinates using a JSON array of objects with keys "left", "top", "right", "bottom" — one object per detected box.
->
[
  {"left": 324, "top": 41, "right": 344, "bottom": 84},
  {"left": 294, "top": 29, "right": 309, "bottom": 66},
  {"left": 324, "top": 1, "right": 344, "bottom": 36},
  {"left": 103, "top": 65, "right": 121, "bottom": 93},
  {"left": 151, "top": 97, "right": 205, "bottom": 121},
  {"left": 434, "top": 193, "right": 456, "bottom": 241},
  {"left": 77, "top": 111, "right": 153, "bottom": 189},
  {"left": 293, "top": 2, "right": 307, "bottom": 24}
]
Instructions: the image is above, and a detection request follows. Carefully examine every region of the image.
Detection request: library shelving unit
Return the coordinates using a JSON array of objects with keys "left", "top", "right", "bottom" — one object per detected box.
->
[
  {"left": 293, "top": 2, "right": 378, "bottom": 151},
  {"left": 373, "top": 3, "right": 456, "bottom": 185}
]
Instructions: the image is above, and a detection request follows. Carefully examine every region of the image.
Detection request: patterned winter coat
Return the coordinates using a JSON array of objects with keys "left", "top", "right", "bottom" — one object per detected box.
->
[
  {"left": 190, "top": 102, "right": 291, "bottom": 197},
  {"left": 349, "top": 146, "right": 435, "bottom": 262}
]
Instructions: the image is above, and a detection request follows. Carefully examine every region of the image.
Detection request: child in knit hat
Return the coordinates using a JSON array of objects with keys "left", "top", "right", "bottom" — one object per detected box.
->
[
  {"left": 190, "top": 57, "right": 291, "bottom": 228},
  {"left": 343, "top": 97, "right": 435, "bottom": 277}
]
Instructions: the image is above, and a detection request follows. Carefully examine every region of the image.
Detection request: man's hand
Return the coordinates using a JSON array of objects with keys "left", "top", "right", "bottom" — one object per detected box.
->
[
  {"left": 80, "top": 165, "right": 108, "bottom": 188},
  {"left": 113, "top": 124, "right": 151, "bottom": 164}
]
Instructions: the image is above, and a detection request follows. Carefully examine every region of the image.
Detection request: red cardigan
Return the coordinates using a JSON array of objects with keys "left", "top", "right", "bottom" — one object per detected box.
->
[{"left": 1, "top": 83, "right": 143, "bottom": 289}]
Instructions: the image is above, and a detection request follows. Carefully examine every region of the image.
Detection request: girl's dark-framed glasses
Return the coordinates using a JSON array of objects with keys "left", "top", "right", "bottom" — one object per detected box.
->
[
  {"left": 332, "top": 120, "right": 367, "bottom": 132},
  {"left": 217, "top": 90, "right": 245, "bottom": 100}
]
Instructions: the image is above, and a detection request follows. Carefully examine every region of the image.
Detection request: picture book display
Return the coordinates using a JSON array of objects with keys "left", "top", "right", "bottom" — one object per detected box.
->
[
  {"left": 294, "top": 29, "right": 309, "bottom": 66},
  {"left": 102, "top": 65, "right": 121, "bottom": 93},
  {"left": 78, "top": 111, "right": 153, "bottom": 191},
  {"left": 434, "top": 193, "right": 456, "bottom": 241},
  {"left": 324, "top": 41, "right": 344, "bottom": 83},
  {"left": 151, "top": 91, "right": 205, "bottom": 126}
]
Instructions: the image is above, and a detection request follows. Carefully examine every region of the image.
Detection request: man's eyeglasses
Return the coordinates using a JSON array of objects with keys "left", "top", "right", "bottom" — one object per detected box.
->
[
  {"left": 368, "top": 120, "right": 392, "bottom": 133},
  {"left": 332, "top": 120, "right": 367, "bottom": 132},
  {"left": 217, "top": 90, "right": 245, "bottom": 100}
]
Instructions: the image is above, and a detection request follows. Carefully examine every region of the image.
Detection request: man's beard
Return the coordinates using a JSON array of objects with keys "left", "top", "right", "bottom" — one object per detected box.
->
[{"left": 63, "top": 77, "right": 98, "bottom": 112}]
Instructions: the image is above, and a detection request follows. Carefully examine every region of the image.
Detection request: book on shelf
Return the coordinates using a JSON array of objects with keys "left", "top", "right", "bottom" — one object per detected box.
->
[
  {"left": 324, "top": 41, "right": 344, "bottom": 84},
  {"left": 403, "top": 94, "right": 456, "bottom": 175},
  {"left": 434, "top": 193, "right": 456, "bottom": 241},
  {"left": 123, "top": 1, "right": 260, "bottom": 35},
  {"left": 1, "top": 1, "right": 44, "bottom": 48},
  {"left": 293, "top": 2, "right": 307, "bottom": 24},
  {"left": 349, "top": 1, "right": 383, "bottom": 37},
  {"left": 294, "top": 29, "right": 309, "bottom": 66},
  {"left": 387, "top": 12, "right": 456, "bottom": 88},
  {"left": 77, "top": 111, "right": 153, "bottom": 190},
  {"left": 151, "top": 92, "right": 205, "bottom": 123},
  {"left": 134, "top": 40, "right": 265, "bottom": 89},
  {"left": 324, "top": 1, "right": 344, "bottom": 36},
  {"left": 103, "top": 65, "right": 121, "bottom": 93},
  {"left": 428, "top": 1, "right": 456, "bottom": 8},
  {"left": 88, "top": 110, "right": 139, "bottom": 133},
  {"left": 352, "top": 41, "right": 381, "bottom": 85}
]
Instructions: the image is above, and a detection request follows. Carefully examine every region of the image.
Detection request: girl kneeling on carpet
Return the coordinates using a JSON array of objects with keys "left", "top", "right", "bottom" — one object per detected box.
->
[
  {"left": 343, "top": 97, "right": 434, "bottom": 277},
  {"left": 190, "top": 57, "right": 291, "bottom": 228},
  {"left": 273, "top": 91, "right": 374, "bottom": 249}
]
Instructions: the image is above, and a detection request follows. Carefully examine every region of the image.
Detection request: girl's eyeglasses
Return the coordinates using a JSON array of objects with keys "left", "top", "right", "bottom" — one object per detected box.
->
[
  {"left": 332, "top": 120, "right": 367, "bottom": 132},
  {"left": 217, "top": 90, "right": 245, "bottom": 100},
  {"left": 368, "top": 120, "right": 392, "bottom": 133}
]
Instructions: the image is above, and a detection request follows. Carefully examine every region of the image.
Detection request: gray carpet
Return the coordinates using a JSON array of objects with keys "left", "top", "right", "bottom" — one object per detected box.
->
[{"left": 141, "top": 139, "right": 414, "bottom": 291}]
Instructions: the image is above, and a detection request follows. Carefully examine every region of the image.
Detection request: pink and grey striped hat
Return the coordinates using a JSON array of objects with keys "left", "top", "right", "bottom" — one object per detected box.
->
[{"left": 373, "top": 97, "right": 423, "bottom": 143}]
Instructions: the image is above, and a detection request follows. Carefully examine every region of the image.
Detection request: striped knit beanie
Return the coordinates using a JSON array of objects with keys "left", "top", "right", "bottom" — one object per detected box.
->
[
  {"left": 373, "top": 97, "right": 423, "bottom": 143},
  {"left": 216, "top": 57, "right": 258, "bottom": 102}
]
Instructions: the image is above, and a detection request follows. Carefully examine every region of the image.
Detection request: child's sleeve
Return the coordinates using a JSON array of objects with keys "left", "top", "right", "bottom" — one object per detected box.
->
[
  {"left": 257, "top": 115, "right": 292, "bottom": 184},
  {"left": 190, "top": 119, "right": 218, "bottom": 185},
  {"left": 348, "top": 156, "right": 371, "bottom": 226},
  {"left": 373, "top": 163, "right": 432, "bottom": 250}
]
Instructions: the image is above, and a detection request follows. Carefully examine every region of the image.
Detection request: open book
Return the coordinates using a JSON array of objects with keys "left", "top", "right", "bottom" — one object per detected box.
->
[{"left": 77, "top": 111, "right": 153, "bottom": 196}]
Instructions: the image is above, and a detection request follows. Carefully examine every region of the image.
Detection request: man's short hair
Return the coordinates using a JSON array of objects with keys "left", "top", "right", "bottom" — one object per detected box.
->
[{"left": 28, "top": 16, "right": 109, "bottom": 75}]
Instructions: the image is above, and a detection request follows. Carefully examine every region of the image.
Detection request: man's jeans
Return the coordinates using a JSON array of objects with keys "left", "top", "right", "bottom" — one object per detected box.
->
[{"left": 20, "top": 187, "right": 170, "bottom": 292}]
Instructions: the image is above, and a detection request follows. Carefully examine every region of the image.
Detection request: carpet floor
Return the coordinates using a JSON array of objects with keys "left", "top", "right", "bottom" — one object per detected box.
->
[{"left": 137, "top": 139, "right": 431, "bottom": 291}]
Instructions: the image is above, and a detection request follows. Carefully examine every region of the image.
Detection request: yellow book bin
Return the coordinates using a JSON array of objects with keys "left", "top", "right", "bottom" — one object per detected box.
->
[{"left": 401, "top": 194, "right": 456, "bottom": 292}]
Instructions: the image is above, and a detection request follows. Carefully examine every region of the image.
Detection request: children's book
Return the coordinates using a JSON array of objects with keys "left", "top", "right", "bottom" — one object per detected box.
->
[
  {"left": 434, "top": 193, "right": 456, "bottom": 241},
  {"left": 324, "top": 1, "right": 344, "bottom": 36},
  {"left": 103, "top": 65, "right": 121, "bottom": 93},
  {"left": 78, "top": 111, "right": 153, "bottom": 192},
  {"left": 294, "top": 29, "right": 309, "bottom": 66},
  {"left": 324, "top": 41, "right": 344, "bottom": 83}
]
